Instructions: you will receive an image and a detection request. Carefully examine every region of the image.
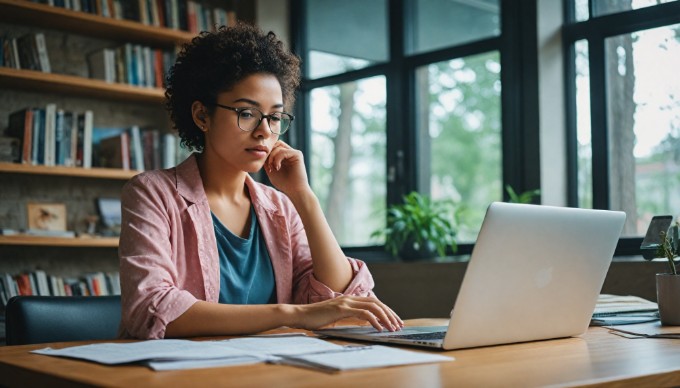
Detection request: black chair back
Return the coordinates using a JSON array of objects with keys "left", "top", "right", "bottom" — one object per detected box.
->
[{"left": 5, "top": 295, "right": 121, "bottom": 345}]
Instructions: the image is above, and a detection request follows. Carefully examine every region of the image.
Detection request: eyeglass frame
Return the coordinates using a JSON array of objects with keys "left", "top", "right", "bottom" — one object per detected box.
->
[{"left": 209, "top": 103, "right": 295, "bottom": 135}]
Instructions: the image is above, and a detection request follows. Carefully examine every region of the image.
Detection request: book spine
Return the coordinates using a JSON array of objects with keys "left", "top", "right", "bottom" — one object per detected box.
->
[
  {"left": 32, "top": 108, "right": 43, "bottom": 165},
  {"left": 83, "top": 110, "right": 94, "bottom": 168},
  {"left": 44, "top": 103, "right": 57, "bottom": 166},
  {"left": 121, "top": 131, "right": 130, "bottom": 170},
  {"left": 34, "top": 32, "right": 51, "bottom": 73},
  {"left": 54, "top": 109, "right": 65, "bottom": 165},
  {"left": 130, "top": 125, "right": 144, "bottom": 170}
]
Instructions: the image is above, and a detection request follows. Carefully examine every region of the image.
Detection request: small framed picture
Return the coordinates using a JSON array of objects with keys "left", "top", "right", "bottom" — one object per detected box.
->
[
  {"left": 27, "top": 203, "right": 67, "bottom": 231},
  {"left": 96, "top": 197, "right": 122, "bottom": 236}
]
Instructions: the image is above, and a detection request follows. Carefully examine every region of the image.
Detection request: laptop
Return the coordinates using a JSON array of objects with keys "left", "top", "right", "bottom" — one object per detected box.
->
[{"left": 315, "top": 202, "right": 626, "bottom": 350}]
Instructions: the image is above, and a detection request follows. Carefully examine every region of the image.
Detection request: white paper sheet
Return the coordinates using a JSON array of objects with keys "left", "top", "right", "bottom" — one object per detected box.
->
[
  {"left": 32, "top": 339, "right": 266, "bottom": 365},
  {"left": 31, "top": 335, "right": 454, "bottom": 372},
  {"left": 276, "top": 345, "right": 454, "bottom": 372}
]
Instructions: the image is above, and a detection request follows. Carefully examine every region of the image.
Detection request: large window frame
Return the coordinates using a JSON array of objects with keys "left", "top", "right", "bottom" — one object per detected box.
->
[
  {"left": 290, "top": 0, "right": 540, "bottom": 260},
  {"left": 563, "top": 1, "right": 680, "bottom": 256}
]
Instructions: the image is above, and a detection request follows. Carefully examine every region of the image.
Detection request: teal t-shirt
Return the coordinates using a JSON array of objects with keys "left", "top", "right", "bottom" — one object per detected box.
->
[{"left": 211, "top": 209, "right": 275, "bottom": 304}]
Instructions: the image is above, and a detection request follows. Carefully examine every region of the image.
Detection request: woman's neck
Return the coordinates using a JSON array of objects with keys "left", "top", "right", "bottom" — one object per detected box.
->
[{"left": 196, "top": 153, "right": 249, "bottom": 203}]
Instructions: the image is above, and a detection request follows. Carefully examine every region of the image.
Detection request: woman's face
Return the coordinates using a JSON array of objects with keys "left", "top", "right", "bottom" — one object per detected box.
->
[{"left": 202, "top": 73, "right": 284, "bottom": 174}]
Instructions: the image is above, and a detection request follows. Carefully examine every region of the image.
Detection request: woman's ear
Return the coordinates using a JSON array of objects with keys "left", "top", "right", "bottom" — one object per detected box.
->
[{"left": 191, "top": 101, "right": 209, "bottom": 132}]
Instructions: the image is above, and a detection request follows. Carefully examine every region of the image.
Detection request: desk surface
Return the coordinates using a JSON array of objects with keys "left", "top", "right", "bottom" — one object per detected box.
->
[{"left": 2, "top": 319, "right": 680, "bottom": 387}]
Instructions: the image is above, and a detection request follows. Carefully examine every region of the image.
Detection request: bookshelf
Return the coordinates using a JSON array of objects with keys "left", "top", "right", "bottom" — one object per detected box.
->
[
  {"left": 0, "top": 235, "right": 118, "bottom": 247},
  {"left": 0, "top": 0, "right": 195, "bottom": 46},
  {"left": 0, "top": 67, "right": 165, "bottom": 104},
  {"left": 0, "top": 0, "right": 256, "bottom": 298},
  {"left": 0, "top": 161, "right": 138, "bottom": 179}
]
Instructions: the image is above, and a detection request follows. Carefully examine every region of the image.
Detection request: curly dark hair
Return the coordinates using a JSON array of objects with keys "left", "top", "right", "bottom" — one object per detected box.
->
[{"left": 165, "top": 23, "right": 301, "bottom": 152}]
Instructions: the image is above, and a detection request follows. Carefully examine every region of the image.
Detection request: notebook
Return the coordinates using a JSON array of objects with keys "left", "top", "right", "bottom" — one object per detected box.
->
[{"left": 315, "top": 202, "right": 626, "bottom": 350}]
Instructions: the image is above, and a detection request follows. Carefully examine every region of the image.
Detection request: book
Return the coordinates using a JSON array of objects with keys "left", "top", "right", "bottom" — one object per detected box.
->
[
  {"left": 5, "top": 107, "right": 33, "bottom": 164},
  {"left": 54, "top": 109, "right": 65, "bottom": 165},
  {"left": 78, "top": 111, "right": 94, "bottom": 168},
  {"left": 15, "top": 273, "right": 33, "bottom": 296},
  {"left": 64, "top": 111, "right": 77, "bottom": 167},
  {"left": 16, "top": 33, "right": 40, "bottom": 71},
  {"left": 129, "top": 125, "right": 144, "bottom": 170},
  {"left": 33, "top": 270, "right": 51, "bottom": 296},
  {"left": 31, "top": 107, "right": 44, "bottom": 165},
  {"left": 96, "top": 132, "right": 130, "bottom": 169},
  {"left": 34, "top": 32, "right": 51, "bottom": 73},
  {"left": 142, "top": 128, "right": 160, "bottom": 170},
  {"left": 43, "top": 103, "right": 57, "bottom": 166},
  {"left": 88, "top": 48, "right": 116, "bottom": 83}
]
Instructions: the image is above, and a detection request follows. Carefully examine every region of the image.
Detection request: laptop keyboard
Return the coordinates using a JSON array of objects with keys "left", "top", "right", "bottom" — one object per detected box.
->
[{"left": 383, "top": 331, "right": 446, "bottom": 341}]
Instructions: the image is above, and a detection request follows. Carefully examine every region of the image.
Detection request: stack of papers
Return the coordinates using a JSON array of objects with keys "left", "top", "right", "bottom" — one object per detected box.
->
[
  {"left": 591, "top": 294, "right": 659, "bottom": 326},
  {"left": 32, "top": 334, "right": 453, "bottom": 372}
]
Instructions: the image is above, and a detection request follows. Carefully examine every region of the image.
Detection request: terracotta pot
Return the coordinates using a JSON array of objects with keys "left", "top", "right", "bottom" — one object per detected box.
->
[{"left": 656, "top": 273, "right": 680, "bottom": 325}]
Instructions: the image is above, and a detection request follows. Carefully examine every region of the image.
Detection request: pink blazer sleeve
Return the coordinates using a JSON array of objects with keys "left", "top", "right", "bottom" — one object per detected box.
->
[{"left": 118, "top": 174, "right": 199, "bottom": 339}]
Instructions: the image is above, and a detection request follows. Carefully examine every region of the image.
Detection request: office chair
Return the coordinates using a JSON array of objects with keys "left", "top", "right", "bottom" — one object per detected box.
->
[{"left": 5, "top": 295, "right": 121, "bottom": 345}]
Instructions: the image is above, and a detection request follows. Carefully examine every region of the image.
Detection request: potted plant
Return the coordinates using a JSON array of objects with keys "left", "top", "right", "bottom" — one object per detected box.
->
[
  {"left": 655, "top": 222, "right": 680, "bottom": 325},
  {"left": 371, "top": 192, "right": 460, "bottom": 261},
  {"left": 505, "top": 185, "right": 540, "bottom": 204}
]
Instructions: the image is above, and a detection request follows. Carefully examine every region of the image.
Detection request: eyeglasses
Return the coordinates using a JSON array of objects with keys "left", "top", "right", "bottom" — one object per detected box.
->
[{"left": 211, "top": 103, "right": 294, "bottom": 135}]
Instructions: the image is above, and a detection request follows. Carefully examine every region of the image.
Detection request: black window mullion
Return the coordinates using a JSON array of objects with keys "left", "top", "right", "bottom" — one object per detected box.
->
[
  {"left": 588, "top": 37, "right": 609, "bottom": 210},
  {"left": 564, "top": 40, "right": 579, "bottom": 207},
  {"left": 500, "top": 0, "right": 540, "bottom": 198},
  {"left": 386, "top": 0, "right": 411, "bottom": 206}
]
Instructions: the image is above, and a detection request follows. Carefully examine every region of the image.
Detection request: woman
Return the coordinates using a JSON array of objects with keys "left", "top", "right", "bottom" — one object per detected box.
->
[{"left": 118, "top": 23, "right": 403, "bottom": 339}]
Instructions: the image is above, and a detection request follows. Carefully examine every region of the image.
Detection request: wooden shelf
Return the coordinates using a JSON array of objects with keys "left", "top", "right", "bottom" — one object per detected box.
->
[
  {"left": 0, "top": 235, "right": 119, "bottom": 247},
  {"left": 0, "top": 0, "right": 195, "bottom": 47},
  {"left": 0, "top": 67, "right": 166, "bottom": 104},
  {"left": 0, "top": 162, "right": 139, "bottom": 179}
]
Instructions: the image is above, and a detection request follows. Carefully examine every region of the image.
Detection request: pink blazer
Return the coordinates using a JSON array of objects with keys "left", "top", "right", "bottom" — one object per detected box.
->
[{"left": 118, "top": 155, "right": 375, "bottom": 339}]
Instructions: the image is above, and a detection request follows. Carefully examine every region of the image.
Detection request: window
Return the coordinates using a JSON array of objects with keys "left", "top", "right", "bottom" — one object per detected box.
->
[
  {"left": 304, "top": 0, "right": 388, "bottom": 79},
  {"left": 309, "top": 77, "right": 387, "bottom": 246},
  {"left": 292, "top": 0, "right": 538, "bottom": 256},
  {"left": 417, "top": 52, "right": 502, "bottom": 241},
  {"left": 565, "top": 1, "right": 680, "bottom": 252}
]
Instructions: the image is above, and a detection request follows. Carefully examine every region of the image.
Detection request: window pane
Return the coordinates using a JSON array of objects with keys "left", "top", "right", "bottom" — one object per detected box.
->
[
  {"left": 409, "top": 0, "right": 500, "bottom": 55},
  {"left": 592, "top": 0, "right": 678, "bottom": 18},
  {"left": 417, "top": 52, "right": 502, "bottom": 242},
  {"left": 309, "top": 77, "right": 387, "bottom": 246},
  {"left": 606, "top": 24, "right": 680, "bottom": 236},
  {"left": 572, "top": 0, "right": 679, "bottom": 21},
  {"left": 574, "top": 39, "right": 593, "bottom": 209},
  {"left": 305, "top": 0, "right": 388, "bottom": 79}
]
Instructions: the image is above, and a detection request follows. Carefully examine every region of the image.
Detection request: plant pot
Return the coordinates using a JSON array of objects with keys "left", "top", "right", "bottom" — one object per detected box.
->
[
  {"left": 398, "top": 239, "right": 437, "bottom": 261},
  {"left": 656, "top": 273, "right": 680, "bottom": 325}
]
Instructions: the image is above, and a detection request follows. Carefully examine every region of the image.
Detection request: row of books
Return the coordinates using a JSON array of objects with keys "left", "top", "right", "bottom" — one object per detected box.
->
[
  {"left": 5, "top": 105, "right": 94, "bottom": 167},
  {"left": 93, "top": 125, "right": 191, "bottom": 170},
  {"left": 87, "top": 44, "right": 176, "bottom": 88},
  {"left": 3, "top": 105, "right": 191, "bottom": 170},
  {"left": 0, "top": 270, "right": 121, "bottom": 306},
  {"left": 29, "top": 0, "right": 237, "bottom": 33},
  {"left": 1, "top": 32, "right": 51, "bottom": 72}
]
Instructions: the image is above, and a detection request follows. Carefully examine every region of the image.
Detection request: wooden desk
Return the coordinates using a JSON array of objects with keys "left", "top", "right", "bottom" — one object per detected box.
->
[{"left": 1, "top": 319, "right": 680, "bottom": 387}]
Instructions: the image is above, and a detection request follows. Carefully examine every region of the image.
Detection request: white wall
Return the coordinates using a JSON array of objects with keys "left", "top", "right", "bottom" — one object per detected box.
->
[
  {"left": 256, "top": 0, "right": 290, "bottom": 48},
  {"left": 537, "top": 0, "right": 568, "bottom": 206}
]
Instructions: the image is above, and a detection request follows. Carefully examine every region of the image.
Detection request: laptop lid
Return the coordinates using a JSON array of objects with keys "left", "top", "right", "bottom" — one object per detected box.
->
[
  {"left": 442, "top": 202, "right": 625, "bottom": 349},
  {"left": 316, "top": 203, "right": 625, "bottom": 350}
]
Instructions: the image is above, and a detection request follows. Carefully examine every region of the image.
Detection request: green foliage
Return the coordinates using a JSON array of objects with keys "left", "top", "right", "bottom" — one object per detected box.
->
[
  {"left": 656, "top": 223, "right": 679, "bottom": 275},
  {"left": 505, "top": 185, "right": 541, "bottom": 204},
  {"left": 371, "top": 192, "right": 459, "bottom": 258}
]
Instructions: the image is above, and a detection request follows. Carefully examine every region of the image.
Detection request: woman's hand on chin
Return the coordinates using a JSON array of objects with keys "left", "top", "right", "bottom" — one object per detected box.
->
[{"left": 264, "top": 140, "right": 311, "bottom": 196}]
